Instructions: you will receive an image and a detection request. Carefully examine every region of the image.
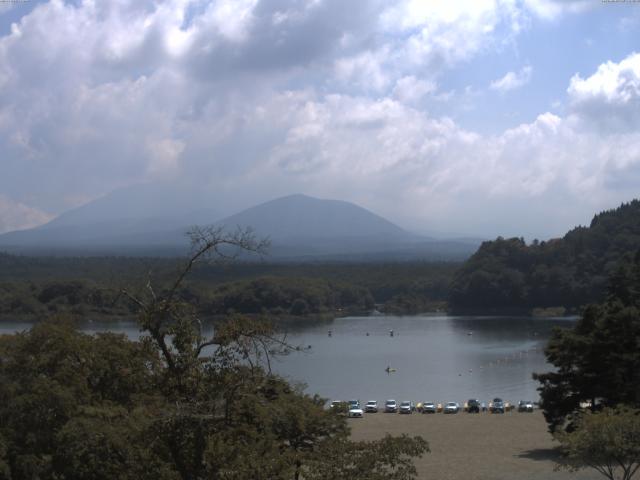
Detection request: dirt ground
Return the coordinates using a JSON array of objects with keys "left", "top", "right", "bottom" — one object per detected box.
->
[{"left": 348, "top": 410, "right": 602, "bottom": 480}]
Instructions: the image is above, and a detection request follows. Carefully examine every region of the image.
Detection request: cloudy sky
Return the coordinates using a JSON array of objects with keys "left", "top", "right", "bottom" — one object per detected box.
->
[{"left": 1, "top": 0, "right": 639, "bottom": 238}]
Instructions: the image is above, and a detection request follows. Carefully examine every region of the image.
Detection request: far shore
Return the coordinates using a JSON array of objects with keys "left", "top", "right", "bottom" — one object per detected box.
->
[{"left": 349, "top": 411, "right": 600, "bottom": 480}]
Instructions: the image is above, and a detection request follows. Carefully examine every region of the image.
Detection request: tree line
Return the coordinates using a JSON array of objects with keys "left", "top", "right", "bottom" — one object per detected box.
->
[
  {"left": 0, "top": 255, "right": 457, "bottom": 320},
  {"left": 450, "top": 200, "right": 640, "bottom": 313}
]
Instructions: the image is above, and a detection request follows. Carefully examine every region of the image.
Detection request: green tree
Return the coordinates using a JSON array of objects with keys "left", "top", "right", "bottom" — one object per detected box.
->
[
  {"left": 555, "top": 406, "right": 640, "bottom": 480},
  {"left": 308, "top": 434, "right": 429, "bottom": 480},
  {"left": 534, "top": 253, "right": 640, "bottom": 432}
]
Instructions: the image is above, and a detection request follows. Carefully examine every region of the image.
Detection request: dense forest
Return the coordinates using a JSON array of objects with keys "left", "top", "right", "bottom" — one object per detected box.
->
[
  {"left": 450, "top": 200, "right": 640, "bottom": 313},
  {"left": 0, "top": 254, "right": 457, "bottom": 321}
]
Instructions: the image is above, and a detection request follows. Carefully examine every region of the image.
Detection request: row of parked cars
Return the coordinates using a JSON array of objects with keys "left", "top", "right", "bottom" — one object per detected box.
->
[{"left": 331, "top": 399, "right": 535, "bottom": 417}]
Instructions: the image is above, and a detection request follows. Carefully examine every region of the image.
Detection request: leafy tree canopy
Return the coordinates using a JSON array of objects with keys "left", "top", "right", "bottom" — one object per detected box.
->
[
  {"left": 534, "top": 251, "right": 640, "bottom": 432},
  {"left": 555, "top": 406, "right": 640, "bottom": 480}
]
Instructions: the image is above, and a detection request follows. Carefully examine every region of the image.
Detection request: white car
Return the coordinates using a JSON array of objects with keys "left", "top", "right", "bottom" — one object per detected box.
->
[
  {"left": 364, "top": 400, "right": 378, "bottom": 413},
  {"left": 348, "top": 405, "right": 364, "bottom": 418},
  {"left": 399, "top": 401, "right": 414, "bottom": 414},
  {"left": 385, "top": 399, "right": 398, "bottom": 413},
  {"left": 444, "top": 402, "right": 460, "bottom": 414}
]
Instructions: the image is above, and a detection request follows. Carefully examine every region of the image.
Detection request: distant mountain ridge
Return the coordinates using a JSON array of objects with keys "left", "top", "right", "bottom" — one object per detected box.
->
[
  {"left": 449, "top": 199, "right": 640, "bottom": 312},
  {"left": 0, "top": 190, "right": 479, "bottom": 260}
]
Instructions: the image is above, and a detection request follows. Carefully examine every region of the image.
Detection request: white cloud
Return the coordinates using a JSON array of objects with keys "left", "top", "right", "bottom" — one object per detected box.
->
[
  {"left": 392, "top": 76, "right": 437, "bottom": 104},
  {"left": 522, "top": 0, "right": 592, "bottom": 21},
  {"left": 206, "top": 0, "right": 258, "bottom": 42},
  {"left": 146, "top": 137, "right": 186, "bottom": 177},
  {"left": 568, "top": 52, "right": 640, "bottom": 104},
  {"left": 334, "top": 48, "right": 391, "bottom": 92},
  {"left": 490, "top": 65, "right": 532, "bottom": 91},
  {"left": 381, "top": 0, "right": 524, "bottom": 68},
  {"left": 567, "top": 52, "right": 640, "bottom": 132}
]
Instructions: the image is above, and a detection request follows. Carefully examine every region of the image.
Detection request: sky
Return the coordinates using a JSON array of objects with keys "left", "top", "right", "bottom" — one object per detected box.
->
[{"left": 1, "top": 0, "right": 640, "bottom": 239}]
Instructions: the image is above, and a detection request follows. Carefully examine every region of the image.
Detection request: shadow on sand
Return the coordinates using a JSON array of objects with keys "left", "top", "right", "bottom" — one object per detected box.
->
[{"left": 517, "top": 447, "right": 563, "bottom": 463}]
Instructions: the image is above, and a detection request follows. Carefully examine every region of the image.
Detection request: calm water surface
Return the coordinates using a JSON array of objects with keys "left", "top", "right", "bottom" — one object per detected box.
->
[
  {"left": 0, "top": 315, "right": 576, "bottom": 405},
  {"left": 272, "top": 315, "right": 576, "bottom": 404}
]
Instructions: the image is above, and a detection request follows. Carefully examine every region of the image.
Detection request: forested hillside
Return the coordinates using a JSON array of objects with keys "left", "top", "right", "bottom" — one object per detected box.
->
[
  {"left": 449, "top": 200, "right": 640, "bottom": 313},
  {"left": 0, "top": 255, "right": 457, "bottom": 320}
]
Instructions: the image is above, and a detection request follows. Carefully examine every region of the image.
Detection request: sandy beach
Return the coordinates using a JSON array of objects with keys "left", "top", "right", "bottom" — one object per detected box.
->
[{"left": 349, "top": 410, "right": 601, "bottom": 480}]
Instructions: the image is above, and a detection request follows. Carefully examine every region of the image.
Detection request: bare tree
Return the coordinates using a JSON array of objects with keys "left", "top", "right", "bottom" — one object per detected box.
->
[{"left": 120, "top": 226, "right": 292, "bottom": 393}]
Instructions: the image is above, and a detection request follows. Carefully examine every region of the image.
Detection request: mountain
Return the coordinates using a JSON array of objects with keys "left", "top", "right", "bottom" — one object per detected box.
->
[
  {"left": 217, "top": 194, "right": 409, "bottom": 240},
  {"left": 0, "top": 183, "right": 222, "bottom": 253},
  {"left": 449, "top": 199, "right": 640, "bottom": 313},
  {"left": 0, "top": 191, "right": 479, "bottom": 260}
]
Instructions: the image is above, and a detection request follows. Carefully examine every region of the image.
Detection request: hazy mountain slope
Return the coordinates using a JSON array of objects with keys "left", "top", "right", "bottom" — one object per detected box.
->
[
  {"left": 0, "top": 182, "right": 220, "bottom": 249},
  {"left": 44, "top": 182, "right": 220, "bottom": 228},
  {"left": 217, "top": 194, "right": 411, "bottom": 241}
]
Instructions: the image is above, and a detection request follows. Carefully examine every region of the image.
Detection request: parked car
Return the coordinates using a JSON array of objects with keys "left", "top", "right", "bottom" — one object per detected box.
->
[
  {"left": 399, "top": 401, "right": 414, "bottom": 414},
  {"left": 490, "top": 397, "right": 505, "bottom": 414},
  {"left": 348, "top": 399, "right": 360, "bottom": 410},
  {"left": 422, "top": 402, "right": 436, "bottom": 414},
  {"left": 385, "top": 399, "right": 398, "bottom": 413},
  {"left": 518, "top": 400, "right": 534, "bottom": 412},
  {"left": 364, "top": 400, "right": 378, "bottom": 413},
  {"left": 467, "top": 399, "right": 481, "bottom": 413},
  {"left": 444, "top": 402, "right": 460, "bottom": 414},
  {"left": 348, "top": 405, "right": 364, "bottom": 418}
]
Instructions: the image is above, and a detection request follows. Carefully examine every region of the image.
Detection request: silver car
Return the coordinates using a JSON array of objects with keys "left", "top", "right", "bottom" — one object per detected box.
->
[
  {"left": 364, "top": 400, "right": 378, "bottom": 413},
  {"left": 399, "top": 401, "right": 414, "bottom": 414},
  {"left": 444, "top": 402, "right": 460, "bottom": 414},
  {"left": 421, "top": 402, "right": 436, "bottom": 414},
  {"left": 385, "top": 399, "right": 397, "bottom": 413}
]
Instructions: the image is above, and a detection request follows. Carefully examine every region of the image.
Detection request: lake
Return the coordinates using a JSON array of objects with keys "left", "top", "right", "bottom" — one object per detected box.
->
[{"left": 0, "top": 315, "right": 576, "bottom": 405}]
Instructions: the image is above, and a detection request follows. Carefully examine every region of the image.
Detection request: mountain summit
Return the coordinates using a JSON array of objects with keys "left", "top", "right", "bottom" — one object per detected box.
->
[{"left": 218, "top": 194, "right": 409, "bottom": 241}]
